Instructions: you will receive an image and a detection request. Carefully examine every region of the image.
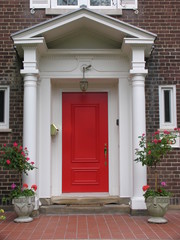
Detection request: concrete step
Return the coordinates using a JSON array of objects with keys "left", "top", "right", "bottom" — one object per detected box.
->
[{"left": 40, "top": 204, "right": 130, "bottom": 215}]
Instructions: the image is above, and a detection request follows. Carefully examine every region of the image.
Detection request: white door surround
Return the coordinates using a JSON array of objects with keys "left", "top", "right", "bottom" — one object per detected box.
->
[{"left": 11, "top": 8, "right": 156, "bottom": 210}]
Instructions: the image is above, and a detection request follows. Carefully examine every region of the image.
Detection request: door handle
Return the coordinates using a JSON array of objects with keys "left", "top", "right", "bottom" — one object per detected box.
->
[{"left": 104, "top": 143, "right": 107, "bottom": 166}]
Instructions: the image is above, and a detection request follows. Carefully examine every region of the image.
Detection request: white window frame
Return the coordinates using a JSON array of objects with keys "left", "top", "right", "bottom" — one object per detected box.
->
[
  {"left": 0, "top": 86, "right": 10, "bottom": 130},
  {"left": 159, "top": 85, "right": 176, "bottom": 130},
  {"left": 51, "top": 0, "right": 137, "bottom": 9}
]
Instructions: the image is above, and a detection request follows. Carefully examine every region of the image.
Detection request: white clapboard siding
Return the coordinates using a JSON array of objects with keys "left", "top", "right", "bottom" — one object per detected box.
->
[
  {"left": 121, "top": 0, "right": 137, "bottom": 9},
  {"left": 30, "top": 0, "right": 50, "bottom": 8}
]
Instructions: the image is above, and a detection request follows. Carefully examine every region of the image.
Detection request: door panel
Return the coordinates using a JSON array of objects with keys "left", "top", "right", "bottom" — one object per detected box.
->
[{"left": 62, "top": 92, "right": 108, "bottom": 192}]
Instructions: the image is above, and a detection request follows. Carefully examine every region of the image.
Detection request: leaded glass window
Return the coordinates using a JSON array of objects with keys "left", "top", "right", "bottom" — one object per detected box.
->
[
  {"left": 90, "top": 0, "right": 111, "bottom": 6},
  {"left": 57, "top": 0, "right": 78, "bottom": 5}
]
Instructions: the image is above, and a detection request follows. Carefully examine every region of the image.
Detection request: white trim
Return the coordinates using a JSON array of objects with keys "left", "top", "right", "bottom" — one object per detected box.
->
[
  {"left": 0, "top": 86, "right": 10, "bottom": 129},
  {"left": 159, "top": 85, "right": 177, "bottom": 130}
]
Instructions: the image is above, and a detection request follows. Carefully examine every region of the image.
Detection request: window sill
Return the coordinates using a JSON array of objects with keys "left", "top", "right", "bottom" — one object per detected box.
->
[
  {"left": 45, "top": 8, "right": 122, "bottom": 15},
  {"left": 0, "top": 128, "right": 12, "bottom": 133}
]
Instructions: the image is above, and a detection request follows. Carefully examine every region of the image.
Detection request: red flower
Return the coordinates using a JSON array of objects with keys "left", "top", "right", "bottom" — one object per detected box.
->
[
  {"left": 142, "top": 185, "right": 150, "bottom": 191},
  {"left": 31, "top": 162, "right": 35, "bottom": 165},
  {"left": 24, "top": 147, "right": 27, "bottom": 150},
  {"left": 31, "top": 184, "right": 37, "bottom": 191},
  {"left": 21, "top": 152, "right": 25, "bottom": 156},
  {"left": 158, "top": 139, "right": 162, "bottom": 143},
  {"left": 148, "top": 150, "right": 151, "bottom": 155},
  {"left": 3, "top": 144, "right": 6, "bottom": 147},
  {"left": 23, "top": 183, "right": 28, "bottom": 189},
  {"left": 6, "top": 160, "right": 11, "bottom": 165},
  {"left": 154, "top": 131, "right": 160, "bottom": 135},
  {"left": 19, "top": 146, "right": 23, "bottom": 150},
  {"left": 26, "top": 157, "right": 30, "bottom": 161},
  {"left": 153, "top": 139, "right": 158, "bottom": 144},
  {"left": 13, "top": 142, "right": 18, "bottom": 147},
  {"left": 164, "top": 130, "right": 170, "bottom": 134}
]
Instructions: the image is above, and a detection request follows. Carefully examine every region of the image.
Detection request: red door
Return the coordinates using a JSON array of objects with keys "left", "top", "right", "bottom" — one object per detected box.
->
[{"left": 62, "top": 92, "right": 108, "bottom": 192}]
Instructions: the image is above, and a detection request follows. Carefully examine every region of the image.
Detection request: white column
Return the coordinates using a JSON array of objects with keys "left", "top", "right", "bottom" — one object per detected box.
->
[
  {"left": 23, "top": 73, "right": 38, "bottom": 187},
  {"left": 20, "top": 45, "right": 40, "bottom": 209},
  {"left": 131, "top": 73, "right": 147, "bottom": 209},
  {"left": 130, "top": 46, "right": 148, "bottom": 209}
]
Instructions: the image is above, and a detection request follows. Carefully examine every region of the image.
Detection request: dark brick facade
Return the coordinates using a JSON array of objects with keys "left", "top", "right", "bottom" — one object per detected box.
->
[{"left": 0, "top": 0, "right": 179, "bottom": 202}]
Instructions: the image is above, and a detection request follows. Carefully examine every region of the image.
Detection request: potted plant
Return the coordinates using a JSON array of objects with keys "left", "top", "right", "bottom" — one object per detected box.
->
[
  {"left": 135, "top": 129, "right": 179, "bottom": 223},
  {"left": 0, "top": 142, "right": 37, "bottom": 222},
  {"left": 10, "top": 183, "right": 37, "bottom": 222}
]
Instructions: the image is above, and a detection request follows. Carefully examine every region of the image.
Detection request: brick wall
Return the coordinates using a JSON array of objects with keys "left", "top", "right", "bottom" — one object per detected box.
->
[
  {"left": 123, "top": 0, "right": 180, "bottom": 200},
  {"left": 0, "top": 0, "right": 179, "bottom": 201}
]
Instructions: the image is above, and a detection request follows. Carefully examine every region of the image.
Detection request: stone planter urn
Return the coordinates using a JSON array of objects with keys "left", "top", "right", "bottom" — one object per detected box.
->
[
  {"left": 146, "top": 196, "right": 170, "bottom": 223},
  {"left": 13, "top": 196, "right": 35, "bottom": 223}
]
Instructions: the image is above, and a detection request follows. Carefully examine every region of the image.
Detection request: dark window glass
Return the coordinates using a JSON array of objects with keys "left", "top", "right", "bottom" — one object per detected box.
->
[
  {"left": 0, "top": 90, "right": 5, "bottom": 123},
  {"left": 90, "top": 0, "right": 111, "bottom": 6},
  {"left": 57, "top": 0, "right": 78, "bottom": 5},
  {"left": 164, "top": 90, "right": 171, "bottom": 123}
]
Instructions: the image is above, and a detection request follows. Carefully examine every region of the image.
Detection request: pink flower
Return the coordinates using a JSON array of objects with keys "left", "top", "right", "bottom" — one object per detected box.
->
[
  {"left": 19, "top": 146, "right": 23, "bottom": 150},
  {"left": 23, "top": 183, "right": 28, "bottom": 188},
  {"left": 158, "top": 139, "right": 162, "bottom": 143},
  {"left": 24, "top": 147, "right": 27, "bottom": 150},
  {"left": 3, "top": 144, "right": 6, "bottom": 147},
  {"left": 13, "top": 142, "right": 18, "bottom": 147},
  {"left": 31, "top": 162, "right": 35, "bottom": 165},
  {"left": 148, "top": 150, "right": 151, "bottom": 155},
  {"left": 6, "top": 160, "right": 11, "bottom": 165},
  {"left": 31, "top": 184, "right": 37, "bottom": 191},
  {"left": 26, "top": 157, "right": 30, "bottom": 161},
  {"left": 142, "top": 133, "right": 145, "bottom": 137},
  {"left": 11, "top": 183, "right": 16, "bottom": 189},
  {"left": 161, "top": 181, "right": 166, "bottom": 187}
]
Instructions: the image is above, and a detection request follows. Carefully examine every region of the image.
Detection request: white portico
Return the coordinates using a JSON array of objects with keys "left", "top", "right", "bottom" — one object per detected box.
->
[{"left": 11, "top": 8, "right": 156, "bottom": 210}]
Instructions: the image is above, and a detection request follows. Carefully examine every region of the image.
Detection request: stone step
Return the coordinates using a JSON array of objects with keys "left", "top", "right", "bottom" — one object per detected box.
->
[
  {"left": 50, "top": 196, "right": 130, "bottom": 206},
  {"left": 40, "top": 204, "right": 130, "bottom": 215}
]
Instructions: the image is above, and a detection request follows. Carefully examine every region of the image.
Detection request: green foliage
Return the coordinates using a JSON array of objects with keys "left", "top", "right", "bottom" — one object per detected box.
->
[
  {"left": 0, "top": 142, "right": 36, "bottom": 175},
  {"left": 135, "top": 130, "right": 177, "bottom": 168},
  {"left": 9, "top": 186, "right": 35, "bottom": 199},
  {"left": 143, "top": 187, "right": 172, "bottom": 200},
  {"left": 9, "top": 183, "right": 37, "bottom": 200}
]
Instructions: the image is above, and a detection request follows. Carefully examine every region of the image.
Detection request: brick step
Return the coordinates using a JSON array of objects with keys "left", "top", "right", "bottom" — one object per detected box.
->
[{"left": 40, "top": 204, "right": 130, "bottom": 215}]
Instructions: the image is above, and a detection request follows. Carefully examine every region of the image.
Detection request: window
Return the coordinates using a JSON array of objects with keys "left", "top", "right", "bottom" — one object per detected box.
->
[
  {"left": 0, "top": 86, "right": 10, "bottom": 129},
  {"left": 30, "top": 0, "right": 137, "bottom": 10},
  {"left": 159, "top": 85, "right": 176, "bottom": 130}
]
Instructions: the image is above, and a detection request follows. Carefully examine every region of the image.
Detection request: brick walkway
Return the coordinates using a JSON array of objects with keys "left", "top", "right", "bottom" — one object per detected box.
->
[{"left": 0, "top": 210, "right": 180, "bottom": 240}]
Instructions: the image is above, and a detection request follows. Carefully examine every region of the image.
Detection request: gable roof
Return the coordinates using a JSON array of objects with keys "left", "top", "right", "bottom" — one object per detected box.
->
[{"left": 12, "top": 7, "right": 156, "bottom": 41}]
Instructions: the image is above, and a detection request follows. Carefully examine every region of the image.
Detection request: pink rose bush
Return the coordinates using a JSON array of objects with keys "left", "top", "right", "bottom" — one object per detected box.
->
[
  {"left": 135, "top": 129, "right": 179, "bottom": 199},
  {"left": 0, "top": 142, "right": 36, "bottom": 175}
]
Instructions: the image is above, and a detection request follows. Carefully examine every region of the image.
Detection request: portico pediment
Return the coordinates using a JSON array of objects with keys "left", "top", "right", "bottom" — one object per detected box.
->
[{"left": 11, "top": 7, "right": 156, "bottom": 56}]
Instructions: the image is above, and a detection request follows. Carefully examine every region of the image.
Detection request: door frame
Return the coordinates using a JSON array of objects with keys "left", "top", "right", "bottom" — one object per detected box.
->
[{"left": 51, "top": 80, "right": 119, "bottom": 196}]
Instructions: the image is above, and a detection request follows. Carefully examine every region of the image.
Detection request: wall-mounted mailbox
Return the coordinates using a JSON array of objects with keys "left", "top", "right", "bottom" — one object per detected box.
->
[{"left": 51, "top": 124, "right": 59, "bottom": 136}]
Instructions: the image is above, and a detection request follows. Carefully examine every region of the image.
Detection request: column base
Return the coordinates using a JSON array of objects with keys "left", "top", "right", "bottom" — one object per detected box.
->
[{"left": 130, "top": 196, "right": 146, "bottom": 210}]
